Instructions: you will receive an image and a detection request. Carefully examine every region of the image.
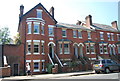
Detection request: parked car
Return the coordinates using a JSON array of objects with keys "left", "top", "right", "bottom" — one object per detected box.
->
[{"left": 93, "top": 59, "right": 120, "bottom": 74}]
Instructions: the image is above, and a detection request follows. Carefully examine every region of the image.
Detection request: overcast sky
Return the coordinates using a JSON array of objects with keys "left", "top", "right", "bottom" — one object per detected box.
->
[{"left": 0, "top": 0, "right": 119, "bottom": 38}]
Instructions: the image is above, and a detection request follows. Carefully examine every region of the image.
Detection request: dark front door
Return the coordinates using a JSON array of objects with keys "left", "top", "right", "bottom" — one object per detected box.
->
[
  {"left": 14, "top": 64, "right": 19, "bottom": 76},
  {"left": 49, "top": 44, "right": 54, "bottom": 59},
  {"left": 49, "top": 44, "right": 53, "bottom": 58}
]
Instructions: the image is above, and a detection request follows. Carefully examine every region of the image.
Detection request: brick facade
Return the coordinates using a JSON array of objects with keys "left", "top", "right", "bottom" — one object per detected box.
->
[{"left": 17, "top": 3, "right": 120, "bottom": 74}]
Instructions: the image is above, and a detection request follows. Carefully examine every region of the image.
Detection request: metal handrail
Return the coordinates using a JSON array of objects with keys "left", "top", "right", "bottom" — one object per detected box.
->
[
  {"left": 55, "top": 54, "right": 63, "bottom": 67},
  {"left": 48, "top": 54, "right": 54, "bottom": 65}
]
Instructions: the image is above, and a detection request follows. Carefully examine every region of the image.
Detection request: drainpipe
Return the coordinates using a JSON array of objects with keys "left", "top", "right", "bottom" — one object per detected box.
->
[
  {"left": 23, "top": 25, "right": 26, "bottom": 75},
  {"left": 2, "top": 45, "right": 4, "bottom": 67}
]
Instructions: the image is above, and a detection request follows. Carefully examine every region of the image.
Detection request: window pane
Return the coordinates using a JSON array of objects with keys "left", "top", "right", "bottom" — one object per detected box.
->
[
  {"left": 64, "top": 44, "right": 69, "bottom": 54},
  {"left": 107, "top": 33, "right": 111, "bottom": 41},
  {"left": 27, "top": 43, "right": 31, "bottom": 53},
  {"left": 78, "top": 31, "right": 82, "bottom": 38},
  {"left": 28, "top": 24, "right": 31, "bottom": 34},
  {"left": 86, "top": 45, "right": 90, "bottom": 53},
  {"left": 88, "top": 32, "right": 91, "bottom": 39},
  {"left": 34, "top": 43, "right": 39, "bottom": 53},
  {"left": 73, "top": 30, "right": 77, "bottom": 37},
  {"left": 41, "top": 43, "right": 44, "bottom": 53},
  {"left": 41, "top": 25, "right": 44, "bottom": 34},
  {"left": 90, "top": 45, "right": 95, "bottom": 53},
  {"left": 37, "top": 11, "right": 42, "bottom": 18},
  {"left": 49, "top": 27, "right": 54, "bottom": 36},
  {"left": 100, "top": 33, "right": 104, "bottom": 40},
  {"left": 62, "top": 30, "right": 66, "bottom": 37},
  {"left": 34, "top": 62, "right": 39, "bottom": 69},
  {"left": 103, "top": 45, "right": 108, "bottom": 53},
  {"left": 99, "top": 45, "right": 103, "bottom": 54},
  {"left": 34, "top": 24, "right": 39, "bottom": 33}
]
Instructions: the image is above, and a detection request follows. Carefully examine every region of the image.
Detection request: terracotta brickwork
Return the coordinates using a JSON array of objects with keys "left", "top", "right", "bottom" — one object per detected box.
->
[{"left": 17, "top": 3, "right": 120, "bottom": 74}]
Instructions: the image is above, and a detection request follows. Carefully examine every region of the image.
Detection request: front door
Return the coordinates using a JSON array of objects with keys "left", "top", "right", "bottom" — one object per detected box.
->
[
  {"left": 80, "top": 45, "right": 83, "bottom": 57},
  {"left": 14, "top": 64, "right": 19, "bottom": 76},
  {"left": 74, "top": 45, "right": 78, "bottom": 58},
  {"left": 49, "top": 44, "right": 54, "bottom": 59}
]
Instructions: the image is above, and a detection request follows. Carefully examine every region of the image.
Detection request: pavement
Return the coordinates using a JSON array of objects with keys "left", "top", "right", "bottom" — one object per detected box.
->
[{"left": 0, "top": 70, "right": 95, "bottom": 80}]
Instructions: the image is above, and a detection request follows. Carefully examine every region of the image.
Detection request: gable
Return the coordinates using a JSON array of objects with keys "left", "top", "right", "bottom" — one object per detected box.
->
[{"left": 19, "top": 3, "right": 57, "bottom": 24}]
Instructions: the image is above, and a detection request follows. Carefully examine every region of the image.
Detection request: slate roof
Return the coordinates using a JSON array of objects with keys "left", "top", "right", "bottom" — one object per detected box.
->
[
  {"left": 56, "top": 22, "right": 119, "bottom": 32},
  {"left": 92, "top": 23, "right": 118, "bottom": 32},
  {"left": 56, "top": 23, "right": 92, "bottom": 31}
]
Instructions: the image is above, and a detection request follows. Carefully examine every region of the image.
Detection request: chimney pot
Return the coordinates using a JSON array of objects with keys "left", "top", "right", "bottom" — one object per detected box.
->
[
  {"left": 76, "top": 20, "right": 81, "bottom": 25},
  {"left": 111, "top": 21, "right": 118, "bottom": 29}
]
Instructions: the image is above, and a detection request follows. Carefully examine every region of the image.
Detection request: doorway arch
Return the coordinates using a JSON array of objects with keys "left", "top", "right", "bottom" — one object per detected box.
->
[{"left": 48, "top": 42, "right": 55, "bottom": 59}]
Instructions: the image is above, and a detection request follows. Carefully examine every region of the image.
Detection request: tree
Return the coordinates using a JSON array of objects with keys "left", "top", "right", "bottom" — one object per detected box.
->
[
  {"left": 0, "top": 27, "right": 12, "bottom": 44},
  {"left": 14, "top": 33, "right": 21, "bottom": 45}
]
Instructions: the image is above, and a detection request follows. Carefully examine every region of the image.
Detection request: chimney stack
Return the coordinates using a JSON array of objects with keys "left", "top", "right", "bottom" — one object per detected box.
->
[
  {"left": 111, "top": 21, "right": 118, "bottom": 29},
  {"left": 76, "top": 20, "right": 82, "bottom": 25},
  {"left": 85, "top": 15, "right": 92, "bottom": 28},
  {"left": 49, "top": 6, "right": 54, "bottom": 18},
  {"left": 19, "top": 5, "right": 24, "bottom": 17}
]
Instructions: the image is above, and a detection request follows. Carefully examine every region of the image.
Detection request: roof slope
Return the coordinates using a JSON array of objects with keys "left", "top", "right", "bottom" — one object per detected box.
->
[
  {"left": 56, "top": 22, "right": 92, "bottom": 31},
  {"left": 92, "top": 23, "right": 118, "bottom": 32},
  {"left": 56, "top": 22, "right": 119, "bottom": 32}
]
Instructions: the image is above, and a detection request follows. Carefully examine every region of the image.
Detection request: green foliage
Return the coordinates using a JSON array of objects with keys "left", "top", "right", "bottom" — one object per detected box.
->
[
  {"left": 14, "top": 33, "right": 21, "bottom": 45},
  {"left": 46, "top": 63, "right": 54, "bottom": 74},
  {"left": 0, "top": 27, "right": 12, "bottom": 44}
]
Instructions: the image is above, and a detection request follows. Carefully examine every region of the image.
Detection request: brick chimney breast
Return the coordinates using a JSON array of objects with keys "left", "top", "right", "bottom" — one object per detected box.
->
[
  {"left": 19, "top": 5, "right": 24, "bottom": 17},
  {"left": 85, "top": 15, "right": 92, "bottom": 28},
  {"left": 111, "top": 21, "right": 117, "bottom": 29}
]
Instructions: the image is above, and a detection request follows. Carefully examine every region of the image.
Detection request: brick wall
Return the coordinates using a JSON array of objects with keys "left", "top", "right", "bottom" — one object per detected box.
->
[{"left": 0, "top": 66, "right": 11, "bottom": 77}]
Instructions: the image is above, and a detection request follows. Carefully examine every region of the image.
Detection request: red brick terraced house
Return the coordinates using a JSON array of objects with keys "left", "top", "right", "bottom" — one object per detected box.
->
[{"left": 18, "top": 3, "right": 120, "bottom": 74}]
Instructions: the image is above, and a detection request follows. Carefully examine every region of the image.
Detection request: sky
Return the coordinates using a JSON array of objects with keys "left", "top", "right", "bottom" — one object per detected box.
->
[{"left": 0, "top": 0, "right": 119, "bottom": 38}]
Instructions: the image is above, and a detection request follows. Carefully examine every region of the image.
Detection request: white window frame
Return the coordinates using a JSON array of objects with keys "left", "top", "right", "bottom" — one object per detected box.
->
[
  {"left": 100, "top": 32, "right": 104, "bottom": 40},
  {"left": 36, "top": 9, "right": 42, "bottom": 19},
  {"left": 48, "top": 25, "right": 54, "bottom": 36},
  {"left": 87, "top": 32, "right": 91, "bottom": 39},
  {"left": 73, "top": 30, "right": 77, "bottom": 38},
  {"left": 99, "top": 44, "right": 103, "bottom": 54},
  {"left": 78, "top": 30, "right": 82, "bottom": 38},
  {"left": 42, "top": 60, "right": 45, "bottom": 71},
  {"left": 90, "top": 44, "right": 95, "bottom": 54},
  {"left": 86, "top": 44, "right": 90, "bottom": 54},
  {"left": 103, "top": 44, "right": 108, "bottom": 54},
  {"left": 41, "top": 23, "right": 45, "bottom": 35},
  {"left": 33, "top": 22, "right": 40, "bottom": 34},
  {"left": 62, "top": 29, "right": 67, "bottom": 37},
  {"left": 26, "top": 40, "right": 32, "bottom": 55},
  {"left": 117, "top": 34, "right": 120, "bottom": 41},
  {"left": 41, "top": 40, "right": 45, "bottom": 55},
  {"left": 27, "top": 22, "right": 32, "bottom": 34},
  {"left": 107, "top": 33, "right": 111, "bottom": 41},
  {"left": 111, "top": 33, "right": 114, "bottom": 41},
  {"left": 33, "top": 40, "right": 40, "bottom": 55},
  {"left": 64, "top": 43, "right": 70, "bottom": 54},
  {"left": 33, "top": 60, "right": 40, "bottom": 72}
]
